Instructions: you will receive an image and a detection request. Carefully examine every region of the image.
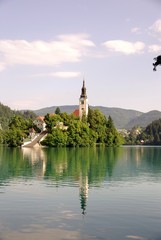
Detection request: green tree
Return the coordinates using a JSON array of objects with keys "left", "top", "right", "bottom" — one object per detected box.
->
[
  {"left": 42, "top": 128, "right": 68, "bottom": 147},
  {"left": 4, "top": 115, "right": 32, "bottom": 147},
  {"left": 105, "top": 116, "right": 124, "bottom": 146},
  {"left": 44, "top": 113, "right": 62, "bottom": 133},
  {"left": 55, "top": 107, "right": 61, "bottom": 115},
  {"left": 5, "top": 129, "right": 24, "bottom": 147},
  {"left": 40, "top": 109, "right": 123, "bottom": 147},
  {"left": 140, "top": 118, "right": 161, "bottom": 145},
  {"left": 87, "top": 108, "right": 106, "bottom": 143}
]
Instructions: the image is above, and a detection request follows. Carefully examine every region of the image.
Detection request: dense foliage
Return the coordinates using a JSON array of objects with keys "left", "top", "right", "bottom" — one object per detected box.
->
[
  {"left": 0, "top": 102, "right": 36, "bottom": 130},
  {"left": 122, "top": 118, "right": 161, "bottom": 145},
  {"left": 41, "top": 108, "right": 124, "bottom": 147},
  {"left": 4, "top": 115, "right": 33, "bottom": 147},
  {"left": 0, "top": 102, "right": 37, "bottom": 146},
  {"left": 0, "top": 102, "right": 14, "bottom": 130},
  {"left": 0, "top": 106, "right": 123, "bottom": 147},
  {"left": 140, "top": 118, "right": 161, "bottom": 145}
]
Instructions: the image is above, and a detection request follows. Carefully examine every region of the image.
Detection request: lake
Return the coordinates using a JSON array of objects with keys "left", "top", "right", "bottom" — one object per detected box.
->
[{"left": 0, "top": 146, "right": 161, "bottom": 240}]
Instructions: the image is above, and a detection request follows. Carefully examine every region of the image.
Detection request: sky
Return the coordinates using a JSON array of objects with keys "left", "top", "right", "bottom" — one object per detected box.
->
[{"left": 0, "top": 0, "right": 161, "bottom": 112}]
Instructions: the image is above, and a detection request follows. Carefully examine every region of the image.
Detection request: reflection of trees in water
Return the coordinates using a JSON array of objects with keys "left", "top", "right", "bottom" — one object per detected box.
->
[
  {"left": 1, "top": 146, "right": 161, "bottom": 183},
  {"left": 0, "top": 147, "right": 125, "bottom": 185},
  {"left": 43, "top": 147, "right": 123, "bottom": 185},
  {"left": 124, "top": 147, "right": 161, "bottom": 174},
  {"left": 1, "top": 146, "right": 161, "bottom": 213},
  {"left": 43, "top": 147, "right": 123, "bottom": 214},
  {"left": 0, "top": 147, "right": 48, "bottom": 182},
  {"left": 0, "top": 147, "right": 28, "bottom": 181},
  {"left": 22, "top": 147, "right": 47, "bottom": 177}
]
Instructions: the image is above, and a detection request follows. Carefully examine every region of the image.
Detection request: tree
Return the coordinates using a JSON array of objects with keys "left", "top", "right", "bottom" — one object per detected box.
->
[
  {"left": 87, "top": 108, "right": 106, "bottom": 143},
  {"left": 55, "top": 107, "right": 61, "bottom": 115},
  {"left": 5, "top": 129, "right": 24, "bottom": 147},
  {"left": 105, "top": 116, "right": 124, "bottom": 146},
  {"left": 140, "top": 118, "right": 161, "bottom": 145},
  {"left": 42, "top": 128, "right": 68, "bottom": 147},
  {"left": 67, "top": 120, "right": 82, "bottom": 147},
  {"left": 44, "top": 113, "right": 62, "bottom": 133},
  {"left": 4, "top": 115, "right": 32, "bottom": 147}
]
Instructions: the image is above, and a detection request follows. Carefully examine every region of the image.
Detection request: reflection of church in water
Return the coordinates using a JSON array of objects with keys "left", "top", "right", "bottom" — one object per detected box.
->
[
  {"left": 22, "top": 146, "right": 89, "bottom": 215},
  {"left": 22, "top": 81, "right": 90, "bottom": 215},
  {"left": 79, "top": 175, "right": 89, "bottom": 215},
  {"left": 78, "top": 81, "right": 89, "bottom": 214}
]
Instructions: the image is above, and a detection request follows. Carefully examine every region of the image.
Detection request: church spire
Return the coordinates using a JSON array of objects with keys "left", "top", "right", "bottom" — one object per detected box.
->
[
  {"left": 79, "top": 80, "right": 88, "bottom": 119},
  {"left": 80, "top": 80, "right": 87, "bottom": 99}
]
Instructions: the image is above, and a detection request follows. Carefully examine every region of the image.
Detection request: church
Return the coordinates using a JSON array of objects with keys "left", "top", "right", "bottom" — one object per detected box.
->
[
  {"left": 35, "top": 80, "right": 89, "bottom": 132},
  {"left": 73, "top": 80, "right": 88, "bottom": 119},
  {"left": 23, "top": 81, "right": 89, "bottom": 147}
]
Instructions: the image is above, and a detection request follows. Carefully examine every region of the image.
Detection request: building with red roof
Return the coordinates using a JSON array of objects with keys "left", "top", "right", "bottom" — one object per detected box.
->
[
  {"left": 73, "top": 109, "right": 80, "bottom": 117},
  {"left": 73, "top": 81, "right": 88, "bottom": 119}
]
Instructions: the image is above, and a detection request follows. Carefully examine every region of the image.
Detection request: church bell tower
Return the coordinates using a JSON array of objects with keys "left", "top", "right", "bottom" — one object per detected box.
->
[{"left": 79, "top": 80, "right": 88, "bottom": 119}]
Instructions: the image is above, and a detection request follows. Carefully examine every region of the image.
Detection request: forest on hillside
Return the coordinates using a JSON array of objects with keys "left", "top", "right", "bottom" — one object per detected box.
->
[
  {"left": 1, "top": 102, "right": 161, "bottom": 147},
  {"left": 0, "top": 102, "right": 36, "bottom": 129},
  {"left": 0, "top": 106, "right": 124, "bottom": 147}
]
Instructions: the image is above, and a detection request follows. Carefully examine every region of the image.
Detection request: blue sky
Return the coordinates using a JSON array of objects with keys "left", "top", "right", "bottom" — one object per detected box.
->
[{"left": 0, "top": 0, "right": 161, "bottom": 112}]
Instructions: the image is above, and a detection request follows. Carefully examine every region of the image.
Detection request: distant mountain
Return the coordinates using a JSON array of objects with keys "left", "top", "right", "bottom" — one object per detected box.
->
[
  {"left": 32, "top": 105, "right": 146, "bottom": 129},
  {"left": 124, "top": 110, "right": 161, "bottom": 129},
  {"left": 1, "top": 103, "right": 161, "bottom": 130},
  {"left": 33, "top": 105, "right": 161, "bottom": 129},
  {"left": 92, "top": 106, "right": 142, "bottom": 129},
  {"left": 33, "top": 105, "right": 78, "bottom": 116}
]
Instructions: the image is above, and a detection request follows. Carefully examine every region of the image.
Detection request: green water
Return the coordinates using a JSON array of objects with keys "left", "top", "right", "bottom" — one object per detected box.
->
[{"left": 0, "top": 146, "right": 161, "bottom": 240}]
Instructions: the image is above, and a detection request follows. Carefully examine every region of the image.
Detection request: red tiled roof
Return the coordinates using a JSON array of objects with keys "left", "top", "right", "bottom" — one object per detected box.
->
[
  {"left": 73, "top": 109, "right": 79, "bottom": 117},
  {"left": 36, "top": 116, "right": 45, "bottom": 122}
]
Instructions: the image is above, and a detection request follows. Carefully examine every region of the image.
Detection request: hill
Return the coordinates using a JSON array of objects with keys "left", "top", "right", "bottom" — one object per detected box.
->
[
  {"left": 33, "top": 105, "right": 161, "bottom": 129},
  {"left": 34, "top": 105, "right": 78, "bottom": 116},
  {"left": 124, "top": 110, "right": 161, "bottom": 129},
  {"left": 0, "top": 102, "right": 36, "bottom": 130},
  {"left": 93, "top": 106, "right": 142, "bottom": 129},
  {"left": 2, "top": 102, "right": 161, "bottom": 130},
  {"left": 32, "top": 105, "right": 142, "bottom": 129},
  {"left": 0, "top": 102, "right": 14, "bottom": 129}
]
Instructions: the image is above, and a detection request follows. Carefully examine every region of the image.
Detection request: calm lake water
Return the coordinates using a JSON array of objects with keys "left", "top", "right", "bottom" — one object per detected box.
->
[{"left": 0, "top": 146, "right": 161, "bottom": 240}]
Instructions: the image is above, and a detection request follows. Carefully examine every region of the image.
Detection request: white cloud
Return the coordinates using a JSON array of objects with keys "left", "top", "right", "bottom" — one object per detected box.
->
[
  {"left": 149, "top": 19, "right": 161, "bottom": 41},
  {"left": 0, "top": 34, "right": 95, "bottom": 71},
  {"left": 58, "top": 34, "right": 95, "bottom": 47},
  {"left": 150, "top": 19, "right": 161, "bottom": 33},
  {"left": 32, "top": 71, "right": 81, "bottom": 78},
  {"left": 148, "top": 44, "right": 161, "bottom": 53},
  {"left": 103, "top": 40, "right": 145, "bottom": 55},
  {"left": 49, "top": 71, "right": 81, "bottom": 78}
]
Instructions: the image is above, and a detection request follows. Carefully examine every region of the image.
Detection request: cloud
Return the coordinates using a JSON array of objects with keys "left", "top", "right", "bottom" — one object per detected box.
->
[
  {"left": 149, "top": 19, "right": 161, "bottom": 41},
  {"left": 150, "top": 19, "right": 161, "bottom": 34},
  {"left": 49, "top": 71, "right": 81, "bottom": 78},
  {"left": 0, "top": 34, "right": 95, "bottom": 71},
  {"left": 103, "top": 40, "right": 145, "bottom": 55},
  {"left": 32, "top": 71, "right": 81, "bottom": 78},
  {"left": 148, "top": 44, "right": 161, "bottom": 53}
]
